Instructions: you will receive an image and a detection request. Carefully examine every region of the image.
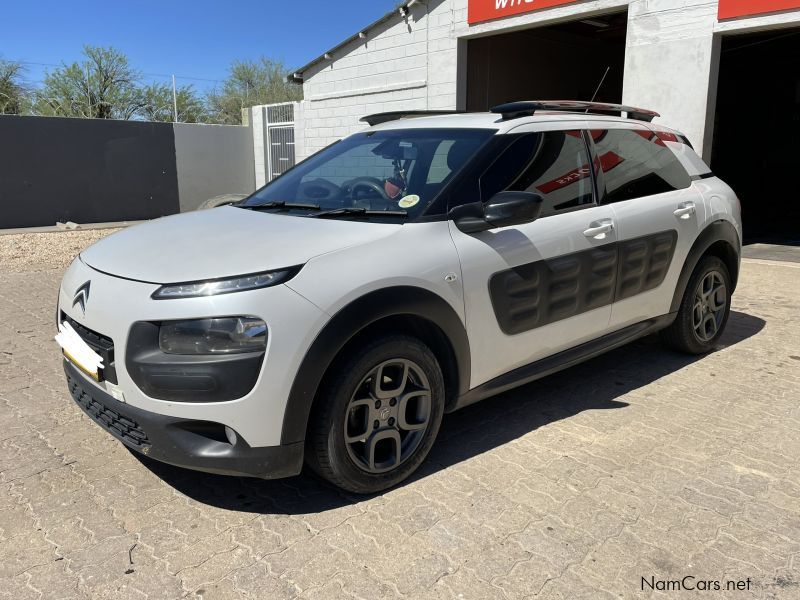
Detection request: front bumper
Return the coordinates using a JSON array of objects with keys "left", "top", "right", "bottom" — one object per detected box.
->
[
  {"left": 64, "top": 360, "right": 304, "bottom": 479},
  {"left": 58, "top": 255, "right": 329, "bottom": 448}
]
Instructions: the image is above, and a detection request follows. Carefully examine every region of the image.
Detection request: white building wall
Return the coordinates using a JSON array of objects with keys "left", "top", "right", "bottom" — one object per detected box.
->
[
  {"left": 623, "top": 1, "right": 720, "bottom": 161},
  {"left": 298, "top": 0, "right": 462, "bottom": 158},
  {"left": 296, "top": 0, "right": 800, "bottom": 162}
]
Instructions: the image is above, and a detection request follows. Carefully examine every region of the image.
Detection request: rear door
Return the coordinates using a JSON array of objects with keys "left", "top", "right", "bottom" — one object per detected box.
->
[
  {"left": 587, "top": 124, "right": 704, "bottom": 329},
  {"left": 449, "top": 122, "right": 619, "bottom": 389}
]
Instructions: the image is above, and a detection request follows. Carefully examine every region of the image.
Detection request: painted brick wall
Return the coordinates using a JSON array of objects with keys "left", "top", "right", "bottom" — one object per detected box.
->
[
  {"left": 297, "top": 0, "right": 800, "bottom": 162},
  {"left": 297, "top": 0, "right": 460, "bottom": 159}
]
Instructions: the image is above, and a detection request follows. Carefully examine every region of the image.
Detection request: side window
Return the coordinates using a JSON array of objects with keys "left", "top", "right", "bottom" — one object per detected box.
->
[
  {"left": 479, "top": 131, "right": 594, "bottom": 217},
  {"left": 591, "top": 128, "right": 692, "bottom": 204}
]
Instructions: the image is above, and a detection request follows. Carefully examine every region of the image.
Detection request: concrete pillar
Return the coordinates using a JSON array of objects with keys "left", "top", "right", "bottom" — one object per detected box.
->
[
  {"left": 623, "top": 1, "right": 718, "bottom": 160},
  {"left": 250, "top": 106, "right": 267, "bottom": 188}
]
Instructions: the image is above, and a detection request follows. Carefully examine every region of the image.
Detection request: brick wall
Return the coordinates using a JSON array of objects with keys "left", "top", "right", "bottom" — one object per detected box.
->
[
  {"left": 297, "top": 0, "right": 460, "bottom": 159},
  {"left": 296, "top": 0, "right": 800, "bottom": 162}
]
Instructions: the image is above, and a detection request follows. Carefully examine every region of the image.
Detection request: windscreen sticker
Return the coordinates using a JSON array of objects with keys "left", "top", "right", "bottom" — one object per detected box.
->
[{"left": 398, "top": 194, "right": 420, "bottom": 209}]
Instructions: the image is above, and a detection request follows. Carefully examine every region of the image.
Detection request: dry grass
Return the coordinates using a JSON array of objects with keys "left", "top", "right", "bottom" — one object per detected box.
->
[{"left": 0, "top": 228, "right": 120, "bottom": 272}]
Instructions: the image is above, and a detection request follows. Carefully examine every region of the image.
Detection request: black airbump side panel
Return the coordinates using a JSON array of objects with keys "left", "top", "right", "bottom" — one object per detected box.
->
[
  {"left": 616, "top": 230, "right": 677, "bottom": 300},
  {"left": 489, "top": 243, "right": 618, "bottom": 335},
  {"left": 488, "top": 230, "right": 678, "bottom": 336}
]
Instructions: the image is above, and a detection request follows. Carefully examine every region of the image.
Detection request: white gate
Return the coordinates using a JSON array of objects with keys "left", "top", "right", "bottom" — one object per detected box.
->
[
  {"left": 265, "top": 103, "right": 296, "bottom": 181},
  {"left": 250, "top": 102, "right": 299, "bottom": 187}
]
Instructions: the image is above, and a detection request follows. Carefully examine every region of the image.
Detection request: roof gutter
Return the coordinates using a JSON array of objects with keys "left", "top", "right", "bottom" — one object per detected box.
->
[{"left": 288, "top": 1, "right": 424, "bottom": 84}]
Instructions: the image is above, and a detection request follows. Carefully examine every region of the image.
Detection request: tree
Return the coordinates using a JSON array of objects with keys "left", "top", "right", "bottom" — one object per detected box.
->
[
  {"left": 0, "top": 59, "right": 26, "bottom": 115},
  {"left": 207, "top": 57, "right": 302, "bottom": 125},
  {"left": 138, "top": 82, "right": 207, "bottom": 123},
  {"left": 32, "top": 46, "right": 143, "bottom": 119}
]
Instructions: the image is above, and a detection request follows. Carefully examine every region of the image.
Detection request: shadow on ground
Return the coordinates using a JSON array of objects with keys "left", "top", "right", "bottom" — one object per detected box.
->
[{"left": 136, "top": 310, "right": 765, "bottom": 514}]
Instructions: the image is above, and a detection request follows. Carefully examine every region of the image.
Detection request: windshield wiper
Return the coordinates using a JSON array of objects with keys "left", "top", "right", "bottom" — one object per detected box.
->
[
  {"left": 313, "top": 207, "right": 408, "bottom": 219},
  {"left": 240, "top": 201, "right": 321, "bottom": 211}
]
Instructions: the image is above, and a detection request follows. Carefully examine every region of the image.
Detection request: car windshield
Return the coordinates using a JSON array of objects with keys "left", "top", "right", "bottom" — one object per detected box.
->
[{"left": 241, "top": 128, "right": 494, "bottom": 219}]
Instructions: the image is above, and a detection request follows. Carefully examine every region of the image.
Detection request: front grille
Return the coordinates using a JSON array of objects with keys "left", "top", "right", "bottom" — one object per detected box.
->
[
  {"left": 61, "top": 312, "right": 117, "bottom": 383},
  {"left": 66, "top": 371, "right": 150, "bottom": 448}
]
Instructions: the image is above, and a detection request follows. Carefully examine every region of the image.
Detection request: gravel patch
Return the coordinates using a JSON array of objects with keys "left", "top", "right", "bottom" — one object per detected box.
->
[{"left": 0, "top": 228, "right": 120, "bottom": 272}]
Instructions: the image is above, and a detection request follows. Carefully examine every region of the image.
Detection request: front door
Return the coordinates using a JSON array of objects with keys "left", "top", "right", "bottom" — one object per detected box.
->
[{"left": 450, "top": 123, "right": 618, "bottom": 389}]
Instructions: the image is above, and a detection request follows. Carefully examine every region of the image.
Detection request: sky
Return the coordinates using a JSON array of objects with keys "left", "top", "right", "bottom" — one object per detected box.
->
[{"left": 2, "top": 0, "right": 398, "bottom": 92}]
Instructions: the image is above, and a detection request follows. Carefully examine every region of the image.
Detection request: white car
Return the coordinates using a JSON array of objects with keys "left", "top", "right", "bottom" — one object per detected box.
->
[{"left": 57, "top": 101, "right": 742, "bottom": 493}]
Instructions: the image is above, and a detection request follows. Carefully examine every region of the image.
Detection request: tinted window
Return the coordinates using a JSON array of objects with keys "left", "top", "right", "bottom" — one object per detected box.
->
[
  {"left": 591, "top": 129, "right": 692, "bottom": 203},
  {"left": 479, "top": 131, "right": 594, "bottom": 217}
]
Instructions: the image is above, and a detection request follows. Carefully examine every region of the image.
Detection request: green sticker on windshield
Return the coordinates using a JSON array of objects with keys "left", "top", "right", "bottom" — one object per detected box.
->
[{"left": 398, "top": 195, "right": 420, "bottom": 209}]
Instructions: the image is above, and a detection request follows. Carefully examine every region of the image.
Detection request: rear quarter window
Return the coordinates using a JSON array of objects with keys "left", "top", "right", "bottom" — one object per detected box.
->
[{"left": 592, "top": 128, "right": 692, "bottom": 203}]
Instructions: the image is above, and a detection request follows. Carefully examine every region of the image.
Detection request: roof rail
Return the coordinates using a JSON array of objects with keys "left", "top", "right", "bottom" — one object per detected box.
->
[
  {"left": 491, "top": 101, "right": 660, "bottom": 122},
  {"left": 360, "top": 110, "right": 465, "bottom": 127}
]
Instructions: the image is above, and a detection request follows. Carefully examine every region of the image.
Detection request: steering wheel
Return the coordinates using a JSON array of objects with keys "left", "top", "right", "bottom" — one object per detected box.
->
[
  {"left": 347, "top": 177, "right": 391, "bottom": 201},
  {"left": 296, "top": 179, "right": 342, "bottom": 203}
]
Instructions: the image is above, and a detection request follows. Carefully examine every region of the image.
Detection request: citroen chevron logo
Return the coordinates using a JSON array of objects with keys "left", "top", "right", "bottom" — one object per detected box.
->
[{"left": 72, "top": 281, "right": 91, "bottom": 315}]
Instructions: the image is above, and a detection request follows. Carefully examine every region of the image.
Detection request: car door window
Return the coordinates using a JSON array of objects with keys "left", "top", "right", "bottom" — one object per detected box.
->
[
  {"left": 591, "top": 129, "right": 692, "bottom": 203},
  {"left": 479, "top": 131, "right": 594, "bottom": 217}
]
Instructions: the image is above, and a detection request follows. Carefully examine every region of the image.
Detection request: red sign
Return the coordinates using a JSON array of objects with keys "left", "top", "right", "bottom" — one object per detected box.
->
[
  {"left": 719, "top": 0, "right": 800, "bottom": 19},
  {"left": 468, "top": 0, "right": 581, "bottom": 25}
]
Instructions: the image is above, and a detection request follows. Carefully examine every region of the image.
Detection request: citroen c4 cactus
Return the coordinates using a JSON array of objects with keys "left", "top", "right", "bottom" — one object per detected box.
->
[{"left": 56, "top": 101, "right": 742, "bottom": 493}]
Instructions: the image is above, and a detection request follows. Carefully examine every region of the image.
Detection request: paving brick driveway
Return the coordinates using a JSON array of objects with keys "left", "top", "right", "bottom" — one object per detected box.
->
[{"left": 1, "top": 257, "right": 798, "bottom": 599}]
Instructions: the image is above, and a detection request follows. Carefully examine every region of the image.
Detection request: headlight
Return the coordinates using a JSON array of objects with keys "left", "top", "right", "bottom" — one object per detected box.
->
[
  {"left": 151, "top": 267, "right": 300, "bottom": 299},
  {"left": 159, "top": 317, "right": 267, "bottom": 355}
]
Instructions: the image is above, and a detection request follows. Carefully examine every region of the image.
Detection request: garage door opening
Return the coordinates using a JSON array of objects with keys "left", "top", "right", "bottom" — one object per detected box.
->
[
  {"left": 465, "top": 11, "right": 628, "bottom": 112},
  {"left": 711, "top": 28, "right": 800, "bottom": 243}
]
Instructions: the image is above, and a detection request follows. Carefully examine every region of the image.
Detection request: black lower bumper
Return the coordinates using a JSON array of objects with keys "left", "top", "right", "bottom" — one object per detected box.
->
[{"left": 63, "top": 360, "right": 304, "bottom": 479}]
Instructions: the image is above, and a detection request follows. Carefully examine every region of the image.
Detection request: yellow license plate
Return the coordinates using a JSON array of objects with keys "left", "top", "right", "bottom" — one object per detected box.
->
[
  {"left": 56, "top": 321, "right": 103, "bottom": 381},
  {"left": 63, "top": 348, "right": 100, "bottom": 381}
]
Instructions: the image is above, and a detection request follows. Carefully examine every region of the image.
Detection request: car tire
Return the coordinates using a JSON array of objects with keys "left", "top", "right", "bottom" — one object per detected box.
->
[
  {"left": 661, "top": 255, "right": 732, "bottom": 354},
  {"left": 306, "top": 335, "right": 445, "bottom": 494}
]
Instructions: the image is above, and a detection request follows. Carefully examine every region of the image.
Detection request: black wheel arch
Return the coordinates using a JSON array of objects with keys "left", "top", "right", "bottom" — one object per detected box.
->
[
  {"left": 280, "top": 286, "right": 471, "bottom": 445},
  {"left": 670, "top": 219, "right": 741, "bottom": 314}
]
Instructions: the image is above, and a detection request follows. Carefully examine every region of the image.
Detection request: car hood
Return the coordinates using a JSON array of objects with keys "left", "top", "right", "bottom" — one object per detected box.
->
[{"left": 80, "top": 206, "right": 401, "bottom": 284}]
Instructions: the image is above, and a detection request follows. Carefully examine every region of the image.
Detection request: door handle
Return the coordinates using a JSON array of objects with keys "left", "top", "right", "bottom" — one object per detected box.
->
[
  {"left": 674, "top": 202, "right": 696, "bottom": 219},
  {"left": 583, "top": 220, "right": 614, "bottom": 239}
]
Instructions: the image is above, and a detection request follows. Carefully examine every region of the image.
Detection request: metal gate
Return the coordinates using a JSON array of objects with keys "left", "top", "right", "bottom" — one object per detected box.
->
[{"left": 265, "top": 103, "right": 296, "bottom": 181}]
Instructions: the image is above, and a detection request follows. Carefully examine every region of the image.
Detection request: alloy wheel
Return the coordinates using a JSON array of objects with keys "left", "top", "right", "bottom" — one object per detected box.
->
[
  {"left": 692, "top": 270, "right": 727, "bottom": 342},
  {"left": 343, "top": 358, "right": 432, "bottom": 474}
]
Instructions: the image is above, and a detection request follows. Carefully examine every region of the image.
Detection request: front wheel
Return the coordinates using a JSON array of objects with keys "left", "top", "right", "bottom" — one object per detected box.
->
[
  {"left": 661, "top": 255, "right": 732, "bottom": 354},
  {"left": 306, "top": 335, "right": 445, "bottom": 494}
]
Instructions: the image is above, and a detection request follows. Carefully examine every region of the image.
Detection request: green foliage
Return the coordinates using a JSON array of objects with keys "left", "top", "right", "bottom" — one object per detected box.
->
[
  {"left": 138, "top": 82, "right": 208, "bottom": 123},
  {"left": 32, "top": 46, "right": 143, "bottom": 119},
  {"left": 0, "top": 59, "right": 26, "bottom": 115},
  {"left": 11, "top": 46, "right": 301, "bottom": 124},
  {"left": 206, "top": 58, "right": 302, "bottom": 125}
]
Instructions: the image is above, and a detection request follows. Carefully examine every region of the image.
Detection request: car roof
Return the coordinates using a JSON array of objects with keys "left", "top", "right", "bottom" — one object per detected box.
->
[{"left": 367, "top": 110, "right": 669, "bottom": 134}]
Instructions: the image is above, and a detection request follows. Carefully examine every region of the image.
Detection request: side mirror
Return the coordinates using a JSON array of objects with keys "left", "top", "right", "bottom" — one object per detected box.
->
[{"left": 450, "top": 191, "right": 543, "bottom": 234}]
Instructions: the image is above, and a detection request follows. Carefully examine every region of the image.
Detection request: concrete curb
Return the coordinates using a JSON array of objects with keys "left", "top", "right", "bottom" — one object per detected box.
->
[{"left": 0, "top": 220, "right": 143, "bottom": 236}]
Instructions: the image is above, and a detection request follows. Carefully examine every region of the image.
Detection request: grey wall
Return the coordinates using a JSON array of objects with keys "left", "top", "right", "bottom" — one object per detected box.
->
[
  {"left": 0, "top": 115, "right": 179, "bottom": 229},
  {"left": 173, "top": 122, "right": 255, "bottom": 211},
  {"left": 0, "top": 115, "right": 256, "bottom": 229}
]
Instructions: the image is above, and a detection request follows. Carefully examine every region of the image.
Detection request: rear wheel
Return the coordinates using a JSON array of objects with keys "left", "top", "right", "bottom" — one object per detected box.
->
[
  {"left": 661, "top": 255, "right": 732, "bottom": 354},
  {"left": 306, "top": 335, "right": 445, "bottom": 494}
]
